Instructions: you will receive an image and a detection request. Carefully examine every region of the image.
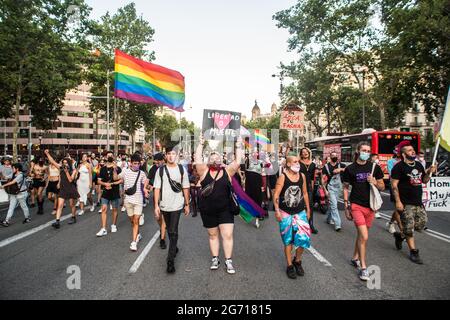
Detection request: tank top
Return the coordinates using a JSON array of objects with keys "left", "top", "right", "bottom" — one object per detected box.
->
[
  {"left": 200, "top": 168, "right": 231, "bottom": 213},
  {"left": 49, "top": 165, "right": 60, "bottom": 177},
  {"left": 279, "top": 173, "right": 305, "bottom": 215}
]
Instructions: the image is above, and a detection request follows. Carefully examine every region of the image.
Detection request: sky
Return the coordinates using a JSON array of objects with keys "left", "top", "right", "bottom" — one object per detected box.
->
[{"left": 85, "top": 0, "right": 298, "bottom": 127}]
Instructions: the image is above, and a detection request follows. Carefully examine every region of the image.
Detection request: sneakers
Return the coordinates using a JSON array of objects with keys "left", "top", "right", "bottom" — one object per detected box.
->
[
  {"left": 255, "top": 219, "right": 260, "bottom": 229},
  {"left": 160, "top": 238, "right": 167, "bottom": 249},
  {"left": 225, "top": 259, "right": 236, "bottom": 274},
  {"left": 310, "top": 225, "right": 318, "bottom": 234},
  {"left": 327, "top": 220, "right": 335, "bottom": 225},
  {"left": 210, "top": 256, "right": 220, "bottom": 270},
  {"left": 136, "top": 233, "right": 142, "bottom": 243},
  {"left": 139, "top": 214, "right": 144, "bottom": 226},
  {"left": 130, "top": 241, "right": 138, "bottom": 252},
  {"left": 98, "top": 208, "right": 103, "bottom": 213},
  {"left": 359, "top": 268, "right": 370, "bottom": 281},
  {"left": 121, "top": 206, "right": 126, "bottom": 212},
  {"left": 52, "top": 220, "right": 60, "bottom": 229},
  {"left": 111, "top": 225, "right": 117, "bottom": 233},
  {"left": 51, "top": 210, "right": 57, "bottom": 215},
  {"left": 387, "top": 221, "right": 397, "bottom": 234},
  {"left": 335, "top": 227, "right": 342, "bottom": 232},
  {"left": 350, "top": 259, "right": 361, "bottom": 269},
  {"left": 167, "top": 260, "right": 175, "bottom": 274},
  {"left": 96, "top": 228, "right": 107, "bottom": 237},
  {"left": 77, "top": 210, "right": 84, "bottom": 216},
  {"left": 1, "top": 220, "right": 10, "bottom": 227},
  {"left": 286, "top": 265, "right": 297, "bottom": 279},
  {"left": 292, "top": 259, "right": 305, "bottom": 276},
  {"left": 410, "top": 249, "right": 423, "bottom": 264},
  {"left": 394, "top": 232, "right": 404, "bottom": 250},
  {"left": 23, "top": 218, "right": 31, "bottom": 224},
  {"left": 75, "top": 201, "right": 80, "bottom": 207},
  {"left": 68, "top": 216, "right": 77, "bottom": 225},
  {"left": 375, "top": 212, "right": 381, "bottom": 219},
  {"left": 90, "top": 205, "right": 95, "bottom": 212}
]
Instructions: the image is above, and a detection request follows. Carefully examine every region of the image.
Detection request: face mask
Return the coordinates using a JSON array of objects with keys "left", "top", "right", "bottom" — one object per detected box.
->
[
  {"left": 359, "top": 152, "right": 370, "bottom": 161},
  {"left": 210, "top": 163, "right": 222, "bottom": 170},
  {"left": 290, "top": 165, "right": 300, "bottom": 173},
  {"left": 132, "top": 164, "right": 140, "bottom": 171},
  {"left": 406, "top": 155, "right": 416, "bottom": 161},
  {"left": 331, "top": 157, "right": 338, "bottom": 163},
  {"left": 107, "top": 157, "right": 114, "bottom": 163},
  {"left": 39, "top": 161, "right": 44, "bottom": 166}
]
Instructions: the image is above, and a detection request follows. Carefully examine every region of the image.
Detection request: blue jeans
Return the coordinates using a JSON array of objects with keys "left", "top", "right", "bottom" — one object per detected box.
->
[
  {"left": 6, "top": 192, "right": 30, "bottom": 222},
  {"left": 326, "top": 185, "right": 341, "bottom": 228}
]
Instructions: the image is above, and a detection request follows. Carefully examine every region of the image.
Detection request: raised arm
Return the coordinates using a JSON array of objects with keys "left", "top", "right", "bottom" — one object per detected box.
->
[
  {"left": 226, "top": 136, "right": 243, "bottom": 177},
  {"left": 195, "top": 133, "right": 208, "bottom": 176},
  {"left": 44, "top": 150, "right": 61, "bottom": 169}
]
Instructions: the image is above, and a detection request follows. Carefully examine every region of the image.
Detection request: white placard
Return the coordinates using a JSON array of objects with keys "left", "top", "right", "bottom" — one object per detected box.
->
[{"left": 422, "top": 177, "right": 450, "bottom": 211}]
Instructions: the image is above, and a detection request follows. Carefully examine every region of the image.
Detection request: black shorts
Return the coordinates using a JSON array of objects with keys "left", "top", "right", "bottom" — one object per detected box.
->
[
  {"left": 200, "top": 209, "right": 234, "bottom": 228},
  {"left": 268, "top": 175, "right": 277, "bottom": 190},
  {"left": 33, "top": 178, "right": 46, "bottom": 189},
  {"left": 46, "top": 181, "right": 59, "bottom": 194}
]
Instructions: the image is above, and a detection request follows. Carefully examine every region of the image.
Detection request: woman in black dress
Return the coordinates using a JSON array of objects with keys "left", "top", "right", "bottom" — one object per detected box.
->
[
  {"left": 300, "top": 147, "right": 318, "bottom": 234},
  {"left": 44, "top": 150, "right": 79, "bottom": 229}
]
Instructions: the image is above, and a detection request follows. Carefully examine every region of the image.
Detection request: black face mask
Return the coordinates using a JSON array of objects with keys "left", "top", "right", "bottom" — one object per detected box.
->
[
  {"left": 331, "top": 157, "right": 338, "bottom": 162},
  {"left": 107, "top": 157, "right": 114, "bottom": 163},
  {"left": 39, "top": 161, "right": 44, "bottom": 166}
]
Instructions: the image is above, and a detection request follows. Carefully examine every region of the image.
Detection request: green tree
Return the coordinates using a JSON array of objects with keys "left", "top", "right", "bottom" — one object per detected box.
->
[
  {"left": 0, "top": 0, "right": 94, "bottom": 160},
  {"left": 85, "top": 2, "right": 157, "bottom": 154}
]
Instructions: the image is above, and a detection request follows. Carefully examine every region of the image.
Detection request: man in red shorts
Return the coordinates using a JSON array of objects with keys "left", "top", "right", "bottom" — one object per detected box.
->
[{"left": 343, "top": 141, "right": 385, "bottom": 281}]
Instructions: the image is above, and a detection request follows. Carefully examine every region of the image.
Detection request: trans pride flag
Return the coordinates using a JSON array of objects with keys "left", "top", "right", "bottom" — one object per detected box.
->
[
  {"left": 232, "top": 177, "right": 265, "bottom": 223},
  {"left": 114, "top": 49, "right": 185, "bottom": 112}
]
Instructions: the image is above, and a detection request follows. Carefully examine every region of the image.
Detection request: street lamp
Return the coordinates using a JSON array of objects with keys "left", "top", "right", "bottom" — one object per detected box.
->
[
  {"left": 272, "top": 71, "right": 285, "bottom": 96},
  {"left": 354, "top": 64, "right": 366, "bottom": 130},
  {"left": 66, "top": 137, "right": 71, "bottom": 156}
]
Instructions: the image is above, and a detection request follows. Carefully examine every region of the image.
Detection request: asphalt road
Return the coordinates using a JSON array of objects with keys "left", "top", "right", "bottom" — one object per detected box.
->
[{"left": 0, "top": 192, "right": 449, "bottom": 300}]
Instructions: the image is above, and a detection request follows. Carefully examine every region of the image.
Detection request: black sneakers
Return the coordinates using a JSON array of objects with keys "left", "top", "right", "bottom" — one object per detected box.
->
[
  {"left": 410, "top": 249, "right": 424, "bottom": 264},
  {"left": 167, "top": 260, "right": 175, "bottom": 274},
  {"left": 160, "top": 239, "right": 167, "bottom": 249},
  {"left": 292, "top": 260, "right": 305, "bottom": 276},
  {"left": 394, "top": 232, "right": 404, "bottom": 250},
  {"left": 68, "top": 216, "right": 77, "bottom": 225},
  {"left": 52, "top": 220, "right": 60, "bottom": 229},
  {"left": 23, "top": 218, "right": 31, "bottom": 224},
  {"left": 286, "top": 265, "right": 297, "bottom": 279}
]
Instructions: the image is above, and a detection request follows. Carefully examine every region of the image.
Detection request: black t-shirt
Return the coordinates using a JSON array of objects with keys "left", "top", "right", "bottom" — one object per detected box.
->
[
  {"left": 300, "top": 161, "right": 316, "bottom": 191},
  {"left": 322, "top": 162, "right": 346, "bottom": 183},
  {"left": 279, "top": 173, "right": 306, "bottom": 215},
  {"left": 343, "top": 162, "right": 384, "bottom": 208},
  {"left": 391, "top": 161, "right": 425, "bottom": 206},
  {"left": 98, "top": 166, "right": 122, "bottom": 200},
  {"left": 148, "top": 165, "right": 159, "bottom": 186}
]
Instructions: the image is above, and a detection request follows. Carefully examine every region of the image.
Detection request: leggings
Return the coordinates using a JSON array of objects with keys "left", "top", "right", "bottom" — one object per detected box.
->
[{"left": 162, "top": 210, "right": 182, "bottom": 261}]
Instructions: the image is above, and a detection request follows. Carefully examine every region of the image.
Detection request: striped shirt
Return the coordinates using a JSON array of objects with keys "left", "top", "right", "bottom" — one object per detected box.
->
[{"left": 119, "top": 168, "right": 148, "bottom": 205}]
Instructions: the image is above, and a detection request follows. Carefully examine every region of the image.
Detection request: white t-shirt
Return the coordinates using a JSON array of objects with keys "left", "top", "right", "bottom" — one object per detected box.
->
[
  {"left": 154, "top": 165, "right": 190, "bottom": 212},
  {"left": 119, "top": 168, "right": 148, "bottom": 205}
]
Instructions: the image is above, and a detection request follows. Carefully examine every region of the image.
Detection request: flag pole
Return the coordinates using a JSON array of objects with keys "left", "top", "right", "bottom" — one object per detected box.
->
[{"left": 430, "top": 86, "right": 450, "bottom": 177}]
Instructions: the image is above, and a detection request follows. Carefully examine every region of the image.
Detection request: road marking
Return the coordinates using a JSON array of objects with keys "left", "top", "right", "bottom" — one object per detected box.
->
[
  {"left": 337, "top": 199, "right": 450, "bottom": 243},
  {"left": 0, "top": 214, "right": 72, "bottom": 249},
  {"left": 307, "top": 246, "right": 333, "bottom": 267},
  {"left": 129, "top": 230, "right": 160, "bottom": 274}
]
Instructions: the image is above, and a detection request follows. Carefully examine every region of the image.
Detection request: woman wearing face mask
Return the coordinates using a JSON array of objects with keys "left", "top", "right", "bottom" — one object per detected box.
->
[
  {"left": 76, "top": 153, "right": 94, "bottom": 216},
  {"left": 44, "top": 150, "right": 80, "bottom": 228},
  {"left": 273, "top": 155, "right": 311, "bottom": 279},
  {"left": 94, "top": 159, "right": 105, "bottom": 211},
  {"left": 342, "top": 141, "right": 385, "bottom": 281},
  {"left": 195, "top": 134, "right": 243, "bottom": 274}
]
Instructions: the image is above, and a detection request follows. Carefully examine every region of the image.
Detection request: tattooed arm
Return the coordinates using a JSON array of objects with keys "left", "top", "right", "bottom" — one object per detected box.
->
[{"left": 391, "top": 179, "right": 404, "bottom": 213}]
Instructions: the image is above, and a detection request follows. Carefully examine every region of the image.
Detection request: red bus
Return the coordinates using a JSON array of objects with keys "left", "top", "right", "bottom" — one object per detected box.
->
[{"left": 305, "top": 130, "right": 420, "bottom": 179}]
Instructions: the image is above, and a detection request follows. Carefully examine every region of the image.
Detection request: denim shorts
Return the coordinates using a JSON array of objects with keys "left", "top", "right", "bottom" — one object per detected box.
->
[{"left": 101, "top": 198, "right": 120, "bottom": 209}]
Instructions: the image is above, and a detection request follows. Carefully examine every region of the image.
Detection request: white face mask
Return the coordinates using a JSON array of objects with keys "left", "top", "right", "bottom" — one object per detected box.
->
[{"left": 290, "top": 164, "right": 300, "bottom": 173}]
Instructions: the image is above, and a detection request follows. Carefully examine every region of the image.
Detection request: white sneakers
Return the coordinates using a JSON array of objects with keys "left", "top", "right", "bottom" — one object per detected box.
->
[
  {"left": 375, "top": 212, "right": 381, "bottom": 219},
  {"left": 210, "top": 257, "right": 220, "bottom": 270},
  {"left": 96, "top": 228, "right": 107, "bottom": 237},
  {"left": 139, "top": 214, "right": 145, "bottom": 226},
  {"left": 130, "top": 241, "right": 137, "bottom": 251},
  {"left": 90, "top": 205, "right": 95, "bottom": 212},
  {"left": 77, "top": 210, "right": 84, "bottom": 216},
  {"left": 98, "top": 208, "right": 103, "bottom": 213},
  {"left": 387, "top": 221, "right": 397, "bottom": 234},
  {"left": 121, "top": 206, "right": 126, "bottom": 212},
  {"left": 111, "top": 224, "right": 117, "bottom": 233},
  {"left": 225, "top": 259, "right": 236, "bottom": 274},
  {"left": 137, "top": 233, "right": 142, "bottom": 243}
]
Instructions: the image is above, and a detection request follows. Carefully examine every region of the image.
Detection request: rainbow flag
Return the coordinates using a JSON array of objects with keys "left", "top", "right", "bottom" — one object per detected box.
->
[
  {"left": 254, "top": 130, "right": 270, "bottom": 145},
  {"left": 114, "top": 49, "right": 185, "bottom": 112},
  {"left": 232, "top": 177, "right": 265, "bottom": 223}
]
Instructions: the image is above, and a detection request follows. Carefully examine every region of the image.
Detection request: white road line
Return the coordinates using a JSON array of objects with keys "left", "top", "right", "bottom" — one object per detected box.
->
[
  {"left": 129, "top": 230, "right": 160, "bottom": 274},
  {"left": 337, "top": 199, "right": 450, "bottom": 243},
  {"left": 0, "top": 214, "right": 72, "bottom": 249},
  {"left": 307, "top": 246, "right": 333, "bottom": 267}
]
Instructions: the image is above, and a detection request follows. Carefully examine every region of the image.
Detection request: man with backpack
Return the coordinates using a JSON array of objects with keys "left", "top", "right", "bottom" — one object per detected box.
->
[
  {"left": 119, "top": 153, "right": 149, "bottom": 252},
  {"left": 322, "top": 151, "right": 346, "bottom": 231},
  {"left": 1, "top": 163, "right": 30, "bottom": 226},
  {"left": 153, "top": 146, "right": 190, "bottom": 274}
]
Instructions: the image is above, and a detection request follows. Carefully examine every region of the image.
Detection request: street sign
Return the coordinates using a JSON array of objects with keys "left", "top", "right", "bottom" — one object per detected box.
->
[{"left": 19, "top": 128, "right": 29, "bottom": 138}]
